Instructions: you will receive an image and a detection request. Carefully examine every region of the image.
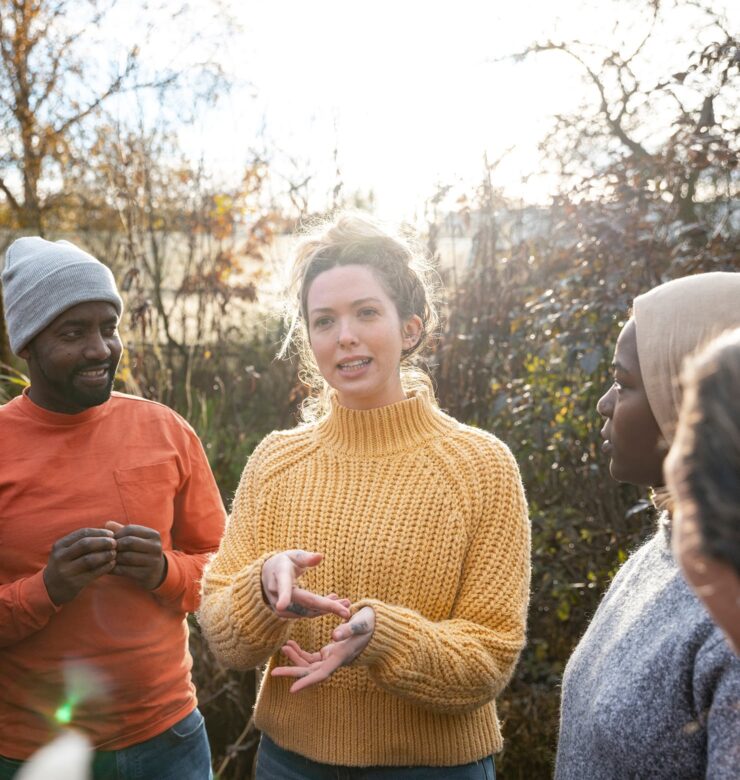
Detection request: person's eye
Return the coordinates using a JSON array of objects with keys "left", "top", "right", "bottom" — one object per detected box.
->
[
  {"left": 358, "top": 308, "right": 379, "bottom": 318},
  {"left": 60, "top": 330, "right": 82, "bottom": 340},
  {"left": 313, "top": 316, "right": 333, "bottom": 329},
  {"left": 102, "top": 327, "right": 118, "bottom": 338}
]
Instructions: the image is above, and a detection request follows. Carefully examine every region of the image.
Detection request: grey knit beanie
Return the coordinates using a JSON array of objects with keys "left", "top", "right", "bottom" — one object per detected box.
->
[{"left": 1, "top": 237, "right": 123, "bottom": 354}]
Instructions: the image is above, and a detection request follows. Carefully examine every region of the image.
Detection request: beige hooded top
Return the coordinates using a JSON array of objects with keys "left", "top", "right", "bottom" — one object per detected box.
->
[
  {"left": 555, "top": 274, "right": 740, "bottom": 778},
  {"left": 633, "top": 271, "right": 740, "bottom": 448}
]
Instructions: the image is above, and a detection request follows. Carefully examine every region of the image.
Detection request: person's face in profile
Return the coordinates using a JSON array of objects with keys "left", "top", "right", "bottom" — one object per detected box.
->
[{"left": 596, "top": 319, "right": 665, "bottom": 487}]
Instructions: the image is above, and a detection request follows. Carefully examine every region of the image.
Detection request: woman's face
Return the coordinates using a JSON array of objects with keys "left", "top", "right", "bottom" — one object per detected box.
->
[
  {"left": 306, "top": 264, "right": 422, "bottom": 410},
  {"left": 596, "top": 319, "right": 665, "bottom": 486}
]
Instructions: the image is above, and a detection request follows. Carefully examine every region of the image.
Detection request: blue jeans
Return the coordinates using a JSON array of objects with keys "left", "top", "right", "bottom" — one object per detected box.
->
[
  {"left": 255, "top": 734, "right": 496, "bottom": 779},
  {"left": 0, "top": 709, "right": 212, "bottom": 780}
]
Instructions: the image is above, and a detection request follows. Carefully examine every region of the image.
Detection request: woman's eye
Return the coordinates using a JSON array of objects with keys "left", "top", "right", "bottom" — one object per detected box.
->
[
  {"left": 358, "top": 308, "right": 378, "bottom": 318},
  {"left": 313, "top": 317, "right": 332, "bottom": 329}
]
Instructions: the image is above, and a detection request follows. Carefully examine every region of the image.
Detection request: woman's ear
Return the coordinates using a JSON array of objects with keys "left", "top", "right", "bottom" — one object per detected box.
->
[{"left": 402, "top": 315, "right": 423, "bottom": 351}]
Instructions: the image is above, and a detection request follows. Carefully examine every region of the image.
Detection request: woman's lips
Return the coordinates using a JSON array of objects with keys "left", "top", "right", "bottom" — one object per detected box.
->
[{"left": 337, "top": 358, "right": 371, "bottom": 374}]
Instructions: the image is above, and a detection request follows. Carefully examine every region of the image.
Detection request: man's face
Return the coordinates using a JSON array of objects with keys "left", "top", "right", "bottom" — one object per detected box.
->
[{"left": 20, "top": 301, "right": 122, "bottom": 413}]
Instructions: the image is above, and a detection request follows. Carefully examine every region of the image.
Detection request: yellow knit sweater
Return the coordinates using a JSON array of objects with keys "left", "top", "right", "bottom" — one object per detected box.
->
[{"left": 198, "top": 389, "right": 530, "bottom": 767}]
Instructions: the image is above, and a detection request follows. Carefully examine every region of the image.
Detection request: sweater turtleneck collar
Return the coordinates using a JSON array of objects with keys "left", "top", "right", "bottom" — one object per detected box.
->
[{"left": 315, "top": 388, "right": 451, "bottom": 456}]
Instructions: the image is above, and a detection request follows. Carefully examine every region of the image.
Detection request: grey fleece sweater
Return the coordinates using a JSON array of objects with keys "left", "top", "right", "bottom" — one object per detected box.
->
[{"left": 556, "top": 529, "right": 740, "bottom": 779}]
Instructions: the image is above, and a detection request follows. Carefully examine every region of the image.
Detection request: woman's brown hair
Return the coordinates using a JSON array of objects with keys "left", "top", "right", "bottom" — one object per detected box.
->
[{"left": 668, "top": 327, "right": 740, "bottom": 574}]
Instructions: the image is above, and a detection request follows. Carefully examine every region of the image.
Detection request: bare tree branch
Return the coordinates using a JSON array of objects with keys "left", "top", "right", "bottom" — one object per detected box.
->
[
  {"left": 509, "top": 41, "right": 653, "bottom": 160},
  {"left": 0, "top": 174, "right": 21, "bottom": 213}
]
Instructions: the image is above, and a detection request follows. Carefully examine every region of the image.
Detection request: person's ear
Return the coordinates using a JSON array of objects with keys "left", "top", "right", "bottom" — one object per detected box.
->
[
  {"left": 18, "top": 345, "right": 31, "bottom": 361},
  {"left": 402, "top": 315, "right": 423, "bottom": 351}
]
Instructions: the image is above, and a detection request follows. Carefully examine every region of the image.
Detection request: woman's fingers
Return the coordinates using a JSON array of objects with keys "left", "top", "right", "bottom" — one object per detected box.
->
[
  {"left": 271, "top": 652, "right": 344, "bottom": 692},
  {"left": 270, "top": 664, "right": 309, "bottom": 678},
  {"left": 273, "top": 567, "right": 295, "bottom": 612},
  {"left": 332, "top": 606, "right": 375, "bottom": 642},
  {"left": 286, "top": 549, "right": 323, "bottom": 571},
  {"left": 287, "top": 587, "right": 351, "bottom": 620},
  {"left": 264, "top": 550, "right": 327, "bottom": 612},
  {"left": 331, "top": 624, "right": 354, "bottom": 642},
  {"left": 271, "top": 624, "right": 374, "bottom": 693},
  {"left": 288, "top": 656, "right": 344, "bottom": 693},
  {"left": 271, "top": 639, "right": 323, "bottom": 677},
  {"left": 272, "top": 587, "right": 351, "bottom": 620},
  {"left": 282, "top": 640, "right": 321, "bottom": 665},
  {"left": 276, "top": 650, "right": 318, "bottom": 670},
  {"left": 262, "top": 551, "right": 352, "bottom": 619}
]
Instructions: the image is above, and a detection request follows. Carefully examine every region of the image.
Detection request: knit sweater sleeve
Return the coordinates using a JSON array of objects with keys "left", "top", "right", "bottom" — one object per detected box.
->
[
  {"left": 355, "top": 437, "right": 531, "bottom": 714},
  {"left": 696, "top": 632, "right": 740, "bottom": 777},
  {"left": 197, "top": 436, "right": 290, "bottom": 670}
]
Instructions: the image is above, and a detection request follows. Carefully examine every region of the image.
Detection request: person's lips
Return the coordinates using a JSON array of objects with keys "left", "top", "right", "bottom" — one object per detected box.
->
[
  {"left": 75, "top": 365, "right": 111, "bottom": 386},
  {"left": 600, "top": 425, "right": 612, "bottom": 454},
  {"left": 337, "top": 357, "right": 372, "bottom": 374}
]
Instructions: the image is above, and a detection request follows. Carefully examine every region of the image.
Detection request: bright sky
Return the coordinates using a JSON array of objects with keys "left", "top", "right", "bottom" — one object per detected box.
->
[
  {"left": 184, "top": 0, "right": 593, "bottom": 218},
  {"left": 117, "top": 0, "right": 736, "bottom": 221}
]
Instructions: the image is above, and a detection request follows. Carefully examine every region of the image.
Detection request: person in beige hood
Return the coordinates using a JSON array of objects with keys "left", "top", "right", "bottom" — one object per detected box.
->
[{"left": 556, "top": 272, "right": 740, "bottom": 779}]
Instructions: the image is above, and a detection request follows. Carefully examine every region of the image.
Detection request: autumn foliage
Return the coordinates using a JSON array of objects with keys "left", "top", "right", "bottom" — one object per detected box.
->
[{"left": 1, "top": 1, "right": 738, "bottom": 777}]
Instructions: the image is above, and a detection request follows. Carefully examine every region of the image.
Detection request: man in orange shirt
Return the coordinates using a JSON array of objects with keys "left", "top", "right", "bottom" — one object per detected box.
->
[{"left": 0, "top": 238, "right": 226, "bottom": 779}]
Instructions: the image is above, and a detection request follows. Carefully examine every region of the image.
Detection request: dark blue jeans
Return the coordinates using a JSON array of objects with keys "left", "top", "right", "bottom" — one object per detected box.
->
[
  {"left": 256, "top": 734, "right": 496, "bottom": 780},
  {"left": 0, "top": 709, "right": 212, "bottom": 780}
]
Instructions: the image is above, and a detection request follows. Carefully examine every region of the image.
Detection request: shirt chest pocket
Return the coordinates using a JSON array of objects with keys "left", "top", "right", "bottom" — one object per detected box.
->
[{"left": 114, "top": 460, "right": 181, "bottom": 544}]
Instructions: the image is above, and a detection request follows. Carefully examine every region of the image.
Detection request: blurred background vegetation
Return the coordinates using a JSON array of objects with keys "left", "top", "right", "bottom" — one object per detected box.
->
[{"left": 1, "top": 0, "right": 738, "bottom": 777}]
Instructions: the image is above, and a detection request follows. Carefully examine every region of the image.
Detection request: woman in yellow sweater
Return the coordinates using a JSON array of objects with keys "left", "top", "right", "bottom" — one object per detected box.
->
[{"left": 198, "top": 212, "right": 531, "bottom": 779}]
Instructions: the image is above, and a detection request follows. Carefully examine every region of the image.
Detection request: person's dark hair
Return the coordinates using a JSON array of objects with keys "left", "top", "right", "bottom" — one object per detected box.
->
[
  {"left": 669, "top": 327, "right": 740, "bottom": 574},
  {"left": 280, "top": 211, "right": 441, "bottom": 421}
]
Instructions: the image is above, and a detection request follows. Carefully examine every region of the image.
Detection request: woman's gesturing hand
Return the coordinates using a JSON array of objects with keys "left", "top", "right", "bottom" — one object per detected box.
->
[
  {"left": 261, "top": 550, "right": 351, "bottom": 621},
  {"left": 271, "top": 606, "right": 376, "bottom": 693}
]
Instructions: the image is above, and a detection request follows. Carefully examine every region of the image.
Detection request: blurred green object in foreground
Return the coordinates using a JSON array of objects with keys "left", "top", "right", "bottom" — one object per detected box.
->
[{"left": 54, "top": 701, "right": 74, "bottom": 725}]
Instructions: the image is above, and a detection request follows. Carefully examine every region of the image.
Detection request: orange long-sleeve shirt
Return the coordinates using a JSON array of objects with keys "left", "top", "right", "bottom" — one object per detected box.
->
[{"left": 0, "top": 390, "right": 226, "bottom": 759}]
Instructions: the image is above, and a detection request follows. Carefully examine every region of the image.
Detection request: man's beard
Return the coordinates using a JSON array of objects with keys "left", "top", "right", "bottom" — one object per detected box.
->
[{"left": 38, "top": 361, "right": 116, "bottom": 409}]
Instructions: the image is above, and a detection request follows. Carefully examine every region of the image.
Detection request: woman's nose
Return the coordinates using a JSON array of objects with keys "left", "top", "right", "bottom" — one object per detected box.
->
[
  {"left": 596, "top": 386, "right": 614, "bottom": 418},
  {"left": 337, "top": 320, "right": 359, "bottom": 347}
]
